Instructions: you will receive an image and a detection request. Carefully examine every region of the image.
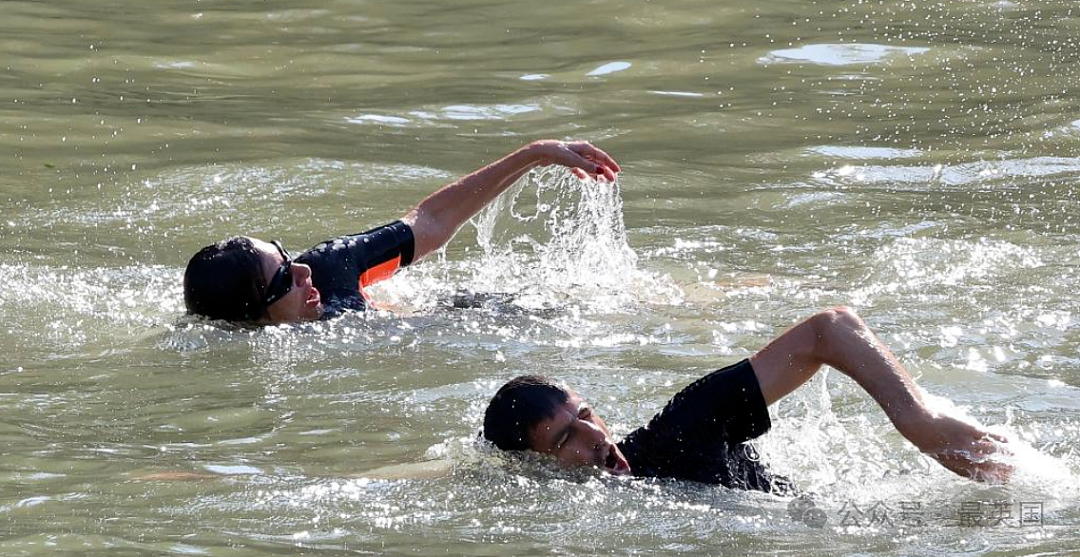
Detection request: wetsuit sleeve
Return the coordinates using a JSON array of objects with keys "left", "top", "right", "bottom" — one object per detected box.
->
[
  {"left": 296, "top": 221, "right": 415, "bottom": 305},
  {"left": 633, "top": 359, "right": 771, "bottom": 447},
  {"left": 353, "top": 220, "right": 415, "bottom": 288}
]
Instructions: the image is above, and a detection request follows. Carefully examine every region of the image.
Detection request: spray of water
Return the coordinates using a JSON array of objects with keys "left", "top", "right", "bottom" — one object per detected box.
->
[
  {"left": 463, "top": 166, "right": 680, "bottom": 312},
  {"left": 367, "top": 166, "right": 681, "bottom": 317}
]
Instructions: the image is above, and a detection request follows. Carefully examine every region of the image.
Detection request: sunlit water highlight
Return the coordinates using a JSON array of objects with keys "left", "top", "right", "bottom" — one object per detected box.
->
[{"left": 3, "top": 0, "right": 1080, "bottom": 555}]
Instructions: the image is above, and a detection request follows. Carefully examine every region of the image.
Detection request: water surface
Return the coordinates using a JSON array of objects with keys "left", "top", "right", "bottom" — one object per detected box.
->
[{"left": 2, "top": 0, "right": 1079, "bottom": 555}]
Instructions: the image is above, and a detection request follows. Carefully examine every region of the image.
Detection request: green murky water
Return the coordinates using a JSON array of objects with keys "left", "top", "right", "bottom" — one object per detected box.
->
[{"left": 2, "top": 0, "right": 1079, "bottom": 555}]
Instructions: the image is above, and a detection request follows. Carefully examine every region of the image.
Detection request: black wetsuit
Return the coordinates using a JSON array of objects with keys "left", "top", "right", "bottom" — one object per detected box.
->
[
  {"left": 617, "top": 359, "right": 795, "bottom": 493},
  {"left": 294, "top": 220, "right": 415, "bottom": 319}
]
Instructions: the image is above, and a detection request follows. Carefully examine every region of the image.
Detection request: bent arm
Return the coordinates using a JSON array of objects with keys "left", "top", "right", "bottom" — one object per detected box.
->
[
  {"left": 401, "top": 140, "right": 619, "bottom": 261},
  {"left": 748, "top": 307, "right": 1011, "bottom": 482},
  {"left": 749, "top": 308, "right": 926, "bottom": 419}
]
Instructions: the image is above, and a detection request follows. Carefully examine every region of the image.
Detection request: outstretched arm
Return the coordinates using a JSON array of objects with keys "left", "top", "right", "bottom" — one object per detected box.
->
[
  {"left": 748, "top": 307, "right": 1012, "bottom": 483},
  {"left": 402, "top": 140, "right": 621, "bottom": 261}
]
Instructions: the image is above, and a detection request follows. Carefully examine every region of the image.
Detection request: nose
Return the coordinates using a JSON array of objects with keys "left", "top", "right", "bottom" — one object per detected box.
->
[{"left": 292, "top": 262, "right": 312, "bottom": 284}]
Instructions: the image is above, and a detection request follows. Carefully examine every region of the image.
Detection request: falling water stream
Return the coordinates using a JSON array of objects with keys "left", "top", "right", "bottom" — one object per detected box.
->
[{"left": 2, "top": 0, "right": 1079, "bottom": 555}]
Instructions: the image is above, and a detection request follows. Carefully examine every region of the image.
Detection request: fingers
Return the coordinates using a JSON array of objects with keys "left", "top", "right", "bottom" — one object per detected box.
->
[
  {"left": 917, "top": 415, "right": 1014, "bottom": 484},
  {"left": 531, "top": 139, "right": 622, "bottom": 181},
  {"left": 962, "top": 433, "right": 1012, "bottom": 462},
  {"left": 968, "top": 457, "right": 1013, "bottom": 484},
  {"left": 573, "top": 160, "right": 615, "bottom": 182},
  {"left": 567, "top": 141, "right": 622, "bottom": 173},
  {"left": 978, "top": 462, "right": 1014, "bottom": 484},
  {"left": 562, "top": 141, "right": 621, "bottom": 181},
  {"left": 930, "top": 443, "right": 1014, "bottom": 484}
]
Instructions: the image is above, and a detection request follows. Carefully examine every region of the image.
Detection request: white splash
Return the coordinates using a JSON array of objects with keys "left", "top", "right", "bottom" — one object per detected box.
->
[{"left": 465, "top": 166, "right": 680, "bottom": 312}]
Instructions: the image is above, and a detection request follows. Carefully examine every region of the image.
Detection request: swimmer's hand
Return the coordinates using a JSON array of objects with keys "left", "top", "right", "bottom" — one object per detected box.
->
[
  {"left": 531, "top": 140, "right": 621, "bottom": 182},
  {"left": 404, "top": 139, "right": 620, "bottom": 260},
  {"left": 905, "top": 413, "right": 1012, "bottom": 483}
]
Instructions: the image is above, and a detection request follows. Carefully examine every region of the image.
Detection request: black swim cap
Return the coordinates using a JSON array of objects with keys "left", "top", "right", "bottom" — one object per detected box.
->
[{"left": 183, "top": 237, "right": 266, "bottom": 322}]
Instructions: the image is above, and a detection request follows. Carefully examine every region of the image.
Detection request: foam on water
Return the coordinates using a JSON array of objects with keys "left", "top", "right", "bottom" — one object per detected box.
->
[
  {"left": 754, "top": 370, "right": 1080, "bottom": 538},
  {"left": 811, "top": 156, "right": 1080, "bottom": 189}
]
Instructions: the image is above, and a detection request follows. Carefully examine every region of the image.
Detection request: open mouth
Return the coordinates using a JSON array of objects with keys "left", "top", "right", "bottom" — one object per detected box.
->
[
  {"left": 307, "top": 286, "right": 321, "bottom": 306},
  {"left": 603, "top": 444, "right": 631, "bottom": 475}
]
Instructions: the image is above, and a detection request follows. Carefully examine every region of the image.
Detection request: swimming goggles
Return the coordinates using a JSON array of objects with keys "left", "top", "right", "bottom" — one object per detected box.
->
[{"left": 263, "top": 240, "right": 293, "bottom": 308}]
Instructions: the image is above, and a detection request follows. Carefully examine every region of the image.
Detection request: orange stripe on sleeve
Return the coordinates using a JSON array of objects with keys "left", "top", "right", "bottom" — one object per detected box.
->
[{"left": 359, "top": 256, "right": 402, "bottom": 289}]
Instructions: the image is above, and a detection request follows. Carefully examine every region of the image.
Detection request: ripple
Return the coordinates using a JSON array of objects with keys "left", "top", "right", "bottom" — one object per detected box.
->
[
  {"left": 410, "top": 103, "right": 541, "bottom": 121},
  {"left": 203, "top": 464, "right": 264, "bottom": 476},
  {"left": 807, "top": 145, "right": 922, "bottom": 160},
  {"left": 649, "top": 90, "right": 705, "bottom": 98},
  {"left": 586, "top": 61, "right": 632, "bottom": 76},
  {"left": 760, "top": 43, "right": 930, "bottom": 66},
  {"left": 811, "top": 156, "right": 1080, "bottom": 188},
  {"left": 344, "top": 114, "right": 412, "bottom": 126}
]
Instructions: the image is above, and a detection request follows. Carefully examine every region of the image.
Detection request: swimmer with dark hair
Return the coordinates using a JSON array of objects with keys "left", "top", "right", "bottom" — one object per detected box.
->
[
  {"left": 183, "top": 140, "right": 620, "bottom": 324},
  {"left": 483, "top": 308, "right": 1012, "bottom": 491}
]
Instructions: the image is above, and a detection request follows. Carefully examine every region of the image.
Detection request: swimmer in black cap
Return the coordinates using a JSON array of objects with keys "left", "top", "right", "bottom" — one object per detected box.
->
[
  {"left": 483, "top": 308, "right": 1013, "bottom": 491},
  {"left": 183, "top": 140, "right": 620, "bottom": 324}
]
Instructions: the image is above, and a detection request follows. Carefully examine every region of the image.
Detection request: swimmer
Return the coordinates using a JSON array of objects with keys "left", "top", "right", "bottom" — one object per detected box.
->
[
  {"left": 483, "top": 308, "right": 1012, "bottom": 491},
  {"left": 182, "top": 140, "right": 620, "bottom": 324}
]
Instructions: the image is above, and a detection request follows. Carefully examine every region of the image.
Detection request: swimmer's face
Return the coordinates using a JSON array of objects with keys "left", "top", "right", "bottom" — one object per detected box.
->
[
  {"left": 527, "top": 389, "right": 632, "bottom": 476},
  {"left": 251, "top": 238, "right": 323, "bottom": 324}
]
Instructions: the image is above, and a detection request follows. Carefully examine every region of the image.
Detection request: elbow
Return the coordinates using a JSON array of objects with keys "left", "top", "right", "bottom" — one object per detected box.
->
[
  {"left": 810, "top": 306, "right": 861, "bottom": 331},
  {"left": 807, "top": 306, "right": 867, "bottom": 362}
]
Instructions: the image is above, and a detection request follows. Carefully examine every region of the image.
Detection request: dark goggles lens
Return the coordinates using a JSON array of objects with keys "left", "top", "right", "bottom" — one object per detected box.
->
[{"left": 263, "top": 240, "right": 293, "bottom": 308}]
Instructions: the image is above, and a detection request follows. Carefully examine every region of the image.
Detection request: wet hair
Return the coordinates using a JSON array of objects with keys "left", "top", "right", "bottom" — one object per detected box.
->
[
  {"left": 183, "top": 237, "right": 267, "bottom": 322},
  {"left": 483, "top": 375, "right": 569, "bottom": 451}
]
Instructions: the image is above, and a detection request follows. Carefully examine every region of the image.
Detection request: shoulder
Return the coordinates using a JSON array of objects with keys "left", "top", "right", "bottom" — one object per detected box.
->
[{"left": 297, "top": 221, "right": 415, "bottom": 267}]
